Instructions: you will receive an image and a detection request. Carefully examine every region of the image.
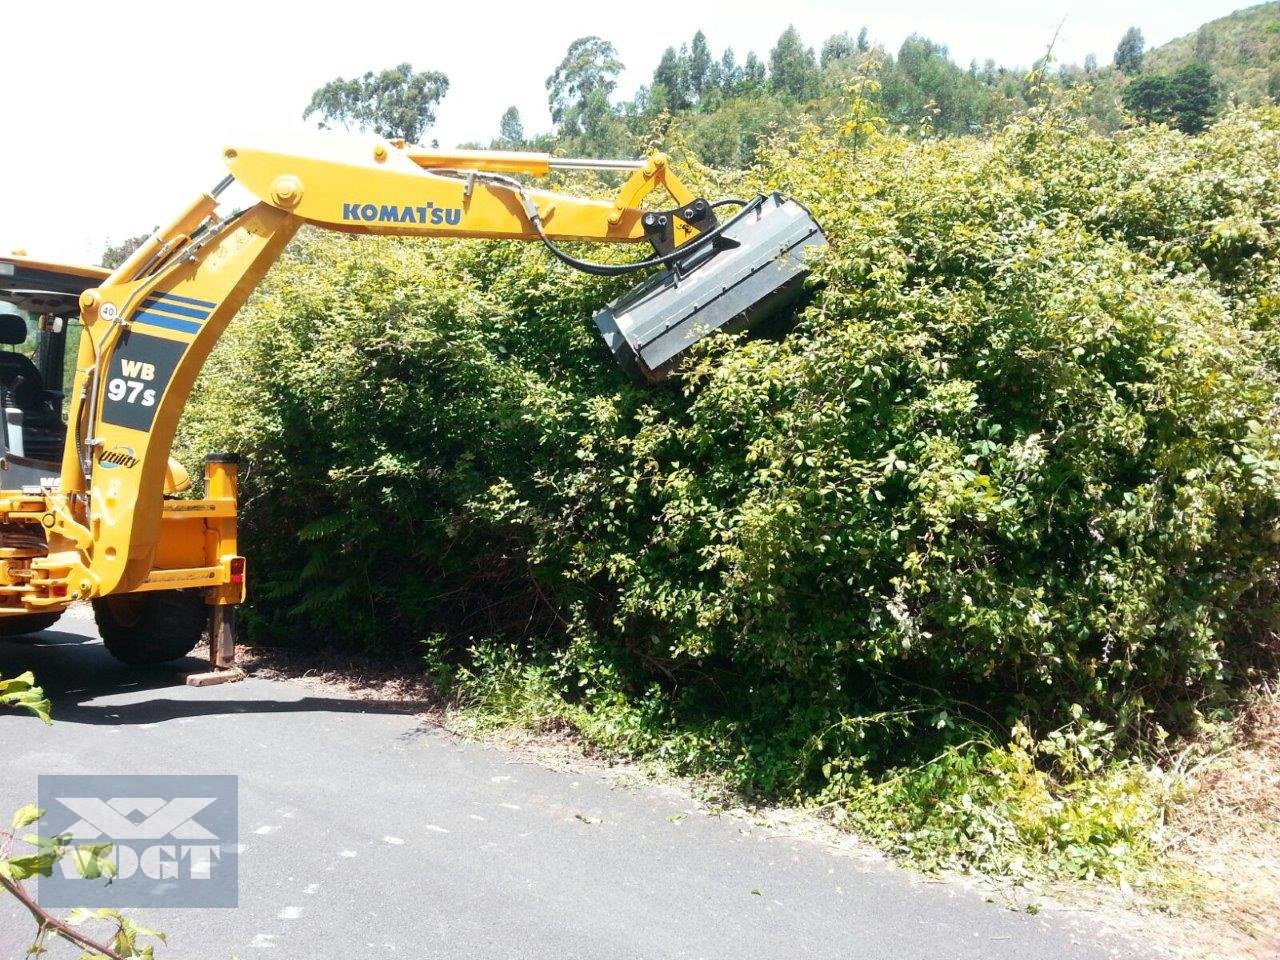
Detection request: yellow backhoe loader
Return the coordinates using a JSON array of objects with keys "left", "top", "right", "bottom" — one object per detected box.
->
[{"left": 0, "top": 138, "right": 823, "bottom": 680}]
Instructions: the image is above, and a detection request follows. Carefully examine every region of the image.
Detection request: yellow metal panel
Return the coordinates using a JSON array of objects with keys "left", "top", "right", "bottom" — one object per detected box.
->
[
  {"left": 225, "top": 139, "right": 647, "bottom": 242},
  {"left": 66, "top": 203, "right": 299, "bottom": 596},
  {"left": 405, "top": 148, "right": 552, "bottom": 176}
]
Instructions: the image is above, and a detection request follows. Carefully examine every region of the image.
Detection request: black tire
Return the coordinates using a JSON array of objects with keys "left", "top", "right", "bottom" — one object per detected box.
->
[
  {"left": 92, "top": 591, "right": 208, "bottom": 665},
  {"left": 0, "top": 611, "right": 63, "bottom": 638}
]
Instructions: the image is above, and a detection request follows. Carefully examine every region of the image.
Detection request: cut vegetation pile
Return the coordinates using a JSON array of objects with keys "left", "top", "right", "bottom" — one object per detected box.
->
[{"left": 179, "top": 97, "right": 1280, "bottom": 896}]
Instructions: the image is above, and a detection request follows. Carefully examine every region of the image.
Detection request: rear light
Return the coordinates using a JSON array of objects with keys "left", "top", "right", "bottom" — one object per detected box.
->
[
  {"left": 229, "top": 557, "right": 246, "bottom": 585},
  {"left": 50, "top": 583, "right": 68, "bottom": 598}
]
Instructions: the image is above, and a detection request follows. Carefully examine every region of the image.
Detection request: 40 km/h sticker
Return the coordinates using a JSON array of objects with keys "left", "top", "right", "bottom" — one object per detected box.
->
[{"left": 100, "top": 332, "right": 186, "bottom": 433}]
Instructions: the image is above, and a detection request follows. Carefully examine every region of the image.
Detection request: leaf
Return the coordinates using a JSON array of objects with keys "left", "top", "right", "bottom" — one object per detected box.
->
[
  {"left": 11, "top": 805, "right": 43, "bottom": 830},
  {"left": 0, "top": 673, "right": 52, "bottom": 725},
  {"left": 71, "top": 844, "right": 116, "bottom": 880},
  {"left": 5, "top": 853, "right": 57, "bottom": 880}
]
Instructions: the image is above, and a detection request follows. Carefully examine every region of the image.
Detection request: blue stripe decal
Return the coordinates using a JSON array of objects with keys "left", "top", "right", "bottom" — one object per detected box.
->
[
  {"left": 141, "top": 297, "right": 209, "bottom": 320},
  {"left": 151, "top": 290, "right": 216, "bottom": 309},
  {"left": 133, "top": 310, "right": 201, "bottom": 335}
]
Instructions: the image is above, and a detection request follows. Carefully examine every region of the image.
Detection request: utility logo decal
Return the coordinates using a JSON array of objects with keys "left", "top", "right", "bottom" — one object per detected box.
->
[
  {"left": 97, "top": 445, "right": 138, "bottom": 469},
  {"left": 341, "top": 202, "right": 462, "bottom": 226},
  {"left": 101, "top": 332, "right": 187, "bottom": 433}
]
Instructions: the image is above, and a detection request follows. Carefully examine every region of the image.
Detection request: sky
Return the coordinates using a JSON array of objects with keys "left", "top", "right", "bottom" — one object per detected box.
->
[{"left": 1, "top": 0, "right": 1256, "bottom": 263}]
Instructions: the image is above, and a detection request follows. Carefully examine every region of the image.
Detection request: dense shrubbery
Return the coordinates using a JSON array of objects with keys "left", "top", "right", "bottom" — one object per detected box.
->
[{"left": 178, "top": 101, "right": 1280, "bottom": 878}]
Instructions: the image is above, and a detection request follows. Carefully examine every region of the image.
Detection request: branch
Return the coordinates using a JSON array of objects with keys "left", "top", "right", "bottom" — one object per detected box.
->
[{"left": 0, "top": 871, "right": 127, "bottom": 960}]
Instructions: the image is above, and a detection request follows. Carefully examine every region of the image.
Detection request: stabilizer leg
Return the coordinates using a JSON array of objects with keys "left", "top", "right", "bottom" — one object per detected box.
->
[{"left": 185, "top": 604, "right": 243, "bottom": 686}]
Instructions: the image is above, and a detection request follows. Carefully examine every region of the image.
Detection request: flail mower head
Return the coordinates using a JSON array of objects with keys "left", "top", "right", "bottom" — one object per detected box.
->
[{"left": 594, "top": 193, "right": 826, "bottom": 382}]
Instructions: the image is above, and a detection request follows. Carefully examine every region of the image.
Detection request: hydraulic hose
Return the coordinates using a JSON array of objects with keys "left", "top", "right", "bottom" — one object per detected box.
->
[{"left": 436, "top": 169, "right": 760, "bottom": 277}]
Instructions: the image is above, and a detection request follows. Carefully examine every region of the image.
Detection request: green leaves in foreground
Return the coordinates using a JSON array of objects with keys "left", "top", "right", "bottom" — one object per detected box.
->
[
  {"left": 66, "top": 907, "right": 167, "bottom": 960},
  {"left": 0, "top": 672, "right": 51, "bottom": 724},
  {"left": 1, "top": 806, "right": 163, "bottom": 959}
]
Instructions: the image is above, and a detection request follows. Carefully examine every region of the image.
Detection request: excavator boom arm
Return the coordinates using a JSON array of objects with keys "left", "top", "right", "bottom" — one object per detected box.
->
[{"left": 40, "top": 138, "right": 705, "bottom": 600}]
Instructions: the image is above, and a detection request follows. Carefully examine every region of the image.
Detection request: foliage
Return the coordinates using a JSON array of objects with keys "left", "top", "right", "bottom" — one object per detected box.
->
[
  {"left": 2, "top": 805, "right": 164, "bottom": 959},
  {"left": 1123, "top": 63, "right": 1222, "bottom": 133},
  {"left": 820, "top": 31, "right": 861, "bottom": 70},
  {"left": 101, "top": 233, "right": 149, "bottom": 270},
  {"left": 179, "top": 103, "right": 1280, "bottom": 880},
  {"left": 826, "top": 713, "right": 1180, "bottom": 880},
  {"left": 529, "top": 5, "right": 1280, "bottom": 165},
  {"left": 546, "top": 37, "right": 624, "bottom": 145},
  {"left": 1, "top": 703, "right": 166, "bottom": 958},
  {"left": 1144, "top": 1, "right": 1280, "bottom": 107},
  {"left": 1114, "top": 27, "right": 1146, "bottom": 74},
  {"left": 303, "top": 63, "right": 449, "bottom": 144},
  {"left": 653, "top": 47, "right": 693, "bottom": 111},
  {"left": 768, "top": 26, "right": 821, "bottom": 101},
  {"left": 0, "top": 671, "right": 50, "bottom": 724},
  {"left": 549, "top": 25, "right": 1086, "bottom": 160},
  {"left": 497, "top": 106, "right": 525, "bottom": 148}
]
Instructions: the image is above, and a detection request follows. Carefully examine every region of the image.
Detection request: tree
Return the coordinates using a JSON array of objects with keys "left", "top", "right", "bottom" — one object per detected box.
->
[
  {"left": 769, "top": 25, "right": 819, "bottom": 100},
  {"left": 1123, "top": 73, "right": 1175, "bottom": 124},
  {"left": 719, "top": 48, "right": 743, "bottom": 94},
  {"left": 743, "top": 52, "right": 767, "bottom": 91},
  {"left": 1168, "top": 62, "right": 1220, "bottom": 132},
  {"left": 652, "top": 46, "right": 691, "bottom": 110},
  {"left": 497, "top": 107, "right": 524, "bottom": 147},
  {"left": 821, "top": 32, "right": 859, "bottom": 69},
  {"left": 1113, "top": 27, "right": 1145, "bottom": 73},
  {"left": 1122, "top": 63, "right": 1220, "bottom": 133},
  {"left": 546, "top": 37, "right": 623, "bottom": 137},
  {"left": 1083, "top": 53, "right": 1098, "bottom": 74},
  {"left": 1193, "top": 29, "right": 1217, "bottom": 63},
  {"left": 857, "top": 27, "right": 870, "bottom": 53},
  {"left": 688, "top": 31, "right": 713, "bottom": 100},
  {"left": 303, "top": 64, "right": 449, "bottom": 143}
]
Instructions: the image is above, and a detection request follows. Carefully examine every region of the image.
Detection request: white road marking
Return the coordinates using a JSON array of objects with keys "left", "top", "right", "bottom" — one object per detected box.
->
[
  {"left": 425, "top": 824, "right": 449, "bottom": 834},
  {"left": 383, "top": 835, "right": 405, "bottom": 845},
  {"left": 277, "top": 906, "right": 303, "bottom": 920},
  {"left": 254, "top": 825, "right": 276, "bottom": 835}
]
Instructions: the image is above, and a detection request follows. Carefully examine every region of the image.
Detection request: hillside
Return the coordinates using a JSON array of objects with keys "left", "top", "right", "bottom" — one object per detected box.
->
[{"left": 1145, "top": 1, "right": 1280, "bottom": 104}]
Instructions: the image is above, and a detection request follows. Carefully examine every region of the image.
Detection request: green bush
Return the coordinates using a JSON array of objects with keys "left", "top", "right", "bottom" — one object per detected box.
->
[{"left": 179, "top": 104, "right": 1280, "bottom": 876}]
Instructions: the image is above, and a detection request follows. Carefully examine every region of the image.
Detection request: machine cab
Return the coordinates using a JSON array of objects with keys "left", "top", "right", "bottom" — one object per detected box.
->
[{"left": 0, "top": 254, "right": 106, "bottom": 489}]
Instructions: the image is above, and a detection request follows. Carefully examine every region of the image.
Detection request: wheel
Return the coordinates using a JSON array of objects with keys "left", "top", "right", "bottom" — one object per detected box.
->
[
  {"left": 0, "top": 611, "right": 62, "bottom": 638},
  {"left": 92, "top": 591, "right": 208, "bottom": 665}
]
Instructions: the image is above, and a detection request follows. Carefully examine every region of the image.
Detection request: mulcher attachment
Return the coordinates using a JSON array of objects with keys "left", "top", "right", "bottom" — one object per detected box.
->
[{"left": 594, "top": 193, "right": 826, "bottom": 382}]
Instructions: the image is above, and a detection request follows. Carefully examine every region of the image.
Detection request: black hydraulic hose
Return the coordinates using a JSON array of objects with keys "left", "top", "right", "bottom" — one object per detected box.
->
[
  {"left": 431, "top": 167, "right": 760, "bottom": 278},
  {"left": 528, "top": 194, "right": 764, "bottom": 277}
]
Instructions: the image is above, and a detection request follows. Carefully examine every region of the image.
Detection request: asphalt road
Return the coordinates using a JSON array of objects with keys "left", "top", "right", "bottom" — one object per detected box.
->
[{"left": 1, "top": 612, "right": 1151, "bottom": 959}]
